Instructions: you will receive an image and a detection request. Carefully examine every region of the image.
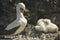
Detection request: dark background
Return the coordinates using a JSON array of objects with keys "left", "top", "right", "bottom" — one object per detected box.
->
[{"left": 0, "top": 0, "right": 60, "bottom": 31}]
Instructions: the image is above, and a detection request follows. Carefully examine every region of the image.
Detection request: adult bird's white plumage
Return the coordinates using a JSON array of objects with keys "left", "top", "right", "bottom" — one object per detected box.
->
[{"left": 5, "top": 3, "right": 28, "bottom": 34}]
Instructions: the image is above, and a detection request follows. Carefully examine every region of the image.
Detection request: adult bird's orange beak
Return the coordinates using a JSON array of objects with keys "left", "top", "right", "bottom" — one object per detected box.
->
[
  {"left": 24, "top": 8, "right": 29, "bottom": 12},
  {"left": 20, "top": 7, "right": 29, "bottom": 13}
]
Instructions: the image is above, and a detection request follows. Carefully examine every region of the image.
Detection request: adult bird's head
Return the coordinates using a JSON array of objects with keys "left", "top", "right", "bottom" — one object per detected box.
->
[{"left": 16, "top": 3, "right": 29, "bottom": 13}]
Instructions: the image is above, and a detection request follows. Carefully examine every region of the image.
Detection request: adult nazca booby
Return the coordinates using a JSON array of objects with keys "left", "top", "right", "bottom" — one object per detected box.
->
[{"left": 5, "top": 3, "right": 28, "bottom": 35}]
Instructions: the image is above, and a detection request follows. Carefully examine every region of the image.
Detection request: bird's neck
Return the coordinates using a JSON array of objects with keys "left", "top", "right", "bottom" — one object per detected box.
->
[{"left": 16, "top": 7, "right": 25, "bottom": 19}]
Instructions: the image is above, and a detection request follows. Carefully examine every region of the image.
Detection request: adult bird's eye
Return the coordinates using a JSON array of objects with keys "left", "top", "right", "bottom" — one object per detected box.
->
[{"left": 20, "top": 8, "right": 24, "bottom": 11}]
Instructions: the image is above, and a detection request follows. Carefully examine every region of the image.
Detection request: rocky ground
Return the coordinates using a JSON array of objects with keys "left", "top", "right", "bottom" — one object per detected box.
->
[
  {"left": 0, "top": 32, "right": 60, "bottom": 40},
  {"left": 19, "top": 32, "right": 60, "bottom": 40}
]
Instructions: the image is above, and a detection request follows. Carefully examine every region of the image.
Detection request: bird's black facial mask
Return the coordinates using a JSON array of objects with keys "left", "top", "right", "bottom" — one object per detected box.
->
[
  {"left": 20, "top": 8, "right": 25, "bottom": 13},
  {"left": 20, "top": 7, "right": 29, "bottom": 14}
]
